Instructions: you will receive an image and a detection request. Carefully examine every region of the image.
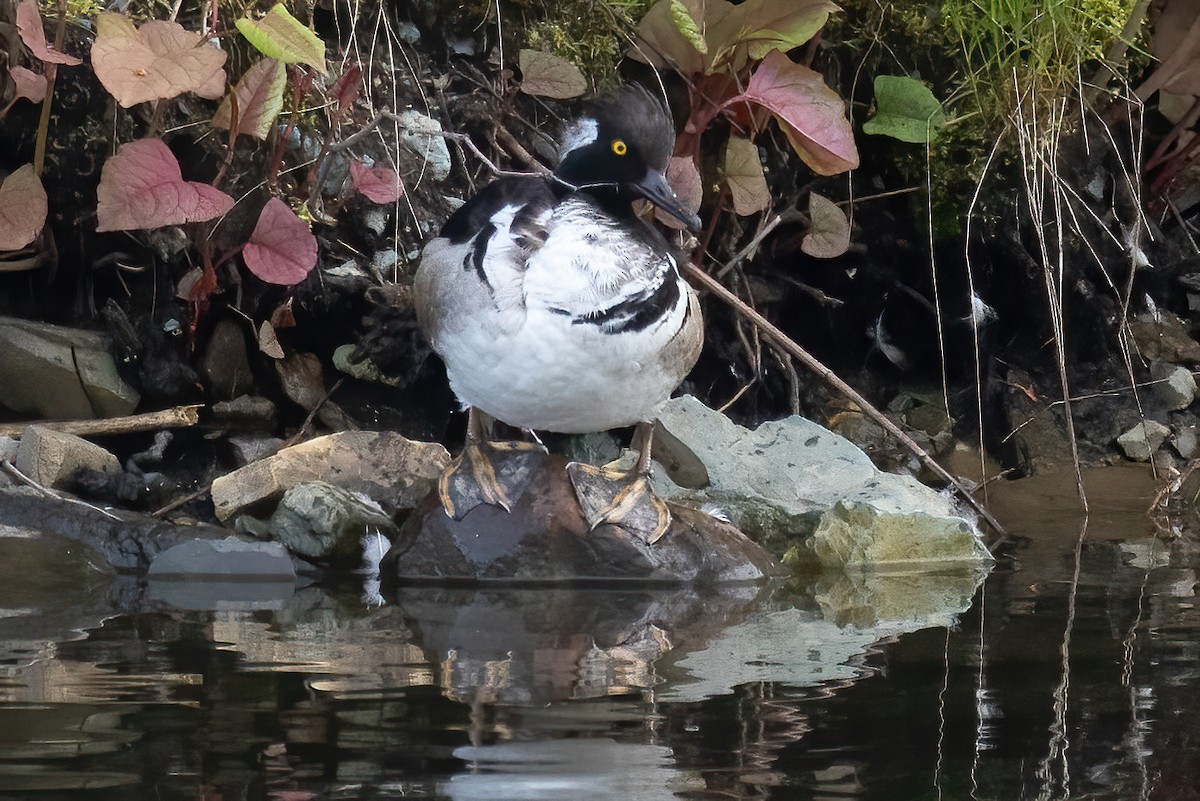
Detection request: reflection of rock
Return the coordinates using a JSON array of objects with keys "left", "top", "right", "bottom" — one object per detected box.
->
[
  {"left": 0, "top": 316, "right": 139, "bottom": 419},
  {"left": 445, "top": 739, "right": 692, "bottom": 801},
  {"left": 657, "top": 567, "right": 987, "bottom": 702},
  {"left": 210, "top": 430, "right": 449, "bottom": 521},
  {"left": 382, "top": 454, "right": 781, "bottom": 585},
  {"left": 390, "top": 583, "right": 765, "bottom": 704},
  {"left": 652, "top": 395, "right": 985, "bottom": 564}
]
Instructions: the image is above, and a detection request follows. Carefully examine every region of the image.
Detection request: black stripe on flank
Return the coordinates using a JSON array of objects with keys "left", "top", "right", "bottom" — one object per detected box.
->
[
  {"left": 574, "top": 269, "right": 680, "bottom": 335},
  {"left": 468, "top": 223, "right": 496, "bottom": 289}
]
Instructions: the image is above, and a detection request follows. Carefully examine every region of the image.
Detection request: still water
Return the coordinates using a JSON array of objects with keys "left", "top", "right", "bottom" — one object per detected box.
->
[{"left": 2, "top": 464, "right": 1198, "bottom": 800}]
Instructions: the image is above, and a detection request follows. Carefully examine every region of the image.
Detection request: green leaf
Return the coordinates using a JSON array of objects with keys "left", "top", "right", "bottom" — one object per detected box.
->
[
  {"left": 212, "top": 58, "right": 287, "bottom": 140},
  {"left": 670, "top": 0, "right": 707, "bottom": 54},
  {"left": 728, "top": 0, "right": 837, "bottom": 61},
  {"left": 236, "top": 4, "right": 326, "bottom": 75},
  {"left": 863, "top": 75, "right": 946, "bottom": 144}
]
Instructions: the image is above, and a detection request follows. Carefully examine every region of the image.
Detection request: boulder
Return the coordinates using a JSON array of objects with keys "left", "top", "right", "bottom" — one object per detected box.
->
[
  {"left": 239, "top": 481, "right": 397, "bottom": 567},
  {"left": 1116, "top": 420, "right": 1171, "bottom": 461},
  {"left": 1151, "top": 362, "right": 1197, "bottom": 411},
  {"left": 13, "top": 426, "right": 120, "bottom": 489},
  {"left": 395, "top": 109, "right": 452, "bottom": 180},
  {"left": 210, "top": 430, "right": 450, "bottom": 520},
  {"left": 381, "top": 453, "right": 782, "bottom": 586},
  {"left": 200, "top": 318, "right": 253, "bottom": 400},
  {"left": 0, "top": 316, "right": 139, "bottom": 419},
  {"left": 651, "top": 395, "right": 988, "bottom": 567},
  {"left": 810, "top": 501, "right": 992, "bottom": 568}
]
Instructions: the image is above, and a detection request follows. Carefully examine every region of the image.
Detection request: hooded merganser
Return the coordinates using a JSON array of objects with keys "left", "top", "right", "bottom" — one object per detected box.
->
[{"left": 415, "top": 85, "right": 703, "bottom": 544}]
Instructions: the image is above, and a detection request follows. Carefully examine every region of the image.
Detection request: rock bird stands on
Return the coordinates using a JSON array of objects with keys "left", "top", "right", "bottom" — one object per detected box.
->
[{"left": 415, "top": 85, "right": 703, "bottom": 544}]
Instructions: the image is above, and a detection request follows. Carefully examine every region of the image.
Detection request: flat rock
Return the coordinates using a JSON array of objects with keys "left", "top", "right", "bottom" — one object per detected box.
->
[
  {"left": 0, "top": 435, "right": 17, "bottom": 462},
  {"left": 652, "top": 395, "right": 987, "bottom": 566},
  {"left": 14, "top": 426, "right": 120, "bottom": 489},
  {"left": 381, "top": 454, "right": 782, "bottom": 586},
  {"left": 0, "top": 485, "right": 234, "bottom": 571},
  {"left": 210, "top": 430, "right": 450, "bottom": 521},
  {"left": 1117, "top": 420, "right": 1171, "bottom": 461},
  {"left": 148, "top": 536, "right": 295, "bottom": 579},
  {"left": 0, "top": 316, "right": 139, "bottom": 419}
]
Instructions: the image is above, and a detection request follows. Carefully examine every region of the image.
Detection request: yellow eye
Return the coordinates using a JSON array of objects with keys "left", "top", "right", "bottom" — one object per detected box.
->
[{"left": 611, "top": 139, "right": 628, "bottom": 156}]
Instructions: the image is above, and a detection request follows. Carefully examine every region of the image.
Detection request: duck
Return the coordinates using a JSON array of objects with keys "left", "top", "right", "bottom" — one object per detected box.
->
[{"left": 414, "top": 84, "right": 703, "bottom": 544}]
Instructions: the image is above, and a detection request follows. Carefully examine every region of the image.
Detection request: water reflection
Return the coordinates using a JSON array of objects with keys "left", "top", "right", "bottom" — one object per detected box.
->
[{"left": 3, "top": 473, "right": 1200, "bottom": 800}]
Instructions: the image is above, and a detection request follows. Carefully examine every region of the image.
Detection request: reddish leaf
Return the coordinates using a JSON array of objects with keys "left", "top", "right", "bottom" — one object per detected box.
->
[
  {"left": 350, "top": 160, "right": 404, "bottom": 204},
  {"left": 91, "top": 12, "right": 227, "bottom": 108},
  {"left": 329, "top": 64, "right": 363, "bottom": 117},
  {"left": 0, "top": 164, "right": 48, "bottom": 250},
  {"left": 801, "top": 192, "right": 849, "bottom": 258},
  {"left": 727, "top": 0, "right": 837, "bottom": 61},
  {"left": 724, "top": 136, "right": 770, "bottom": 215},
  {"left": 733, "top": 49, "right": 858, "bottom": 175},
  {"left": 96, "top": 138, "right": 235, "bottom": 232},
  {"left": 656, "top": 156, "right": 703, "bottom": 229},
  {"left": 15, "top": 0, "right": 81, "bottom": 66},
  {"left": 9, "top": 66, "right": 46, "bottom": 103},
  {"left": 242, "top": 197, "right": 318, "bottom": 286},
  {"left": 213, "top": 58, "right": 287, "bottom": 140}
]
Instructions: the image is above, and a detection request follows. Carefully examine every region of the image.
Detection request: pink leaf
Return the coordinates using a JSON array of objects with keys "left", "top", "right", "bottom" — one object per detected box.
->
[
  {"left": 656, "top": 156, "right": 702, "bottom": 229},
  {"left": 96, "top": 138, "right": 234, "bottom": 232},
  {"left": 9, "top": 66, "right": 47, "bottom": 103},
  {"left": 15, "top": 0, "right": 82, "bottom": 65},
  {"left": 243, "top": 197, "right": 318, "bottom": 285},
  {"left": 212, "top": 58, "right": 287, "bottom": 140},
  {"left": 733, "top": 49, "right": 858, "bottom": 176},
  {"left": 91, "top": 12, "right": 227, "bottom": 108},
  {"left": 350, "top": 161, "right": 404, "bottom": 204},
  {"left": 0, "top": 164, "right": 48, "bottom": 250}
]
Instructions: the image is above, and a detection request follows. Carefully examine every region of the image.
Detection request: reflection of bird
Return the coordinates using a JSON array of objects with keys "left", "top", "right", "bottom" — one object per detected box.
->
[{"left": 414, "top": 85, "right": 703, "bottom": 544}]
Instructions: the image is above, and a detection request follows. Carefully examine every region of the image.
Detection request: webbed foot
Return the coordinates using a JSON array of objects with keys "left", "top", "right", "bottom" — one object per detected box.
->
[
  {"left": 438, "top": 408, "right": 546, "bottom": 520},
  {"left": 565, "top": 460, "right": 671, "bottom": 544}
]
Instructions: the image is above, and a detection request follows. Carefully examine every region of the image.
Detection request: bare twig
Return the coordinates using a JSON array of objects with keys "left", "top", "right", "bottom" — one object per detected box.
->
[{"left": 0, "top": 405, "right": 202, "bottom": 440}]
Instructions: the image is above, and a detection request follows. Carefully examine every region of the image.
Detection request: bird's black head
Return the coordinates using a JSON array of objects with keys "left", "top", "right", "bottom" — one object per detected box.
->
[{"left": 555, "top": 85, "right": 700, "bottom": 232}]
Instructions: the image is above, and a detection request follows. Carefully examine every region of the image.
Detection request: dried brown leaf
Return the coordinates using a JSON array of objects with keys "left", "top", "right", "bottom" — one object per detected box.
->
[
  {"left": 0, "top": 164, "right": 48, "bottom": 250},
  {"left": 801, "top": 192, "right": 849, "bottom": 258},
  {"left": 518, "top": 49, "right": 587, "bottom": 98},
  {"left": 724, "top": 136, "right": 770, "bottom": 215}
]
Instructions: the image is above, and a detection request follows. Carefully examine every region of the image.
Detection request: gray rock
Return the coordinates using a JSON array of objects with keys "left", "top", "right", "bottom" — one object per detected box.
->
[
  {"left": 0, "top": 435, "right": 17, "bottom": 463},
  {"left": 0, "top": 484, "right": 234, "bottom": 571},
  {"left": 148, "top": 536, "right": 295, "bottom": 579},
  {"left": 201, "top": 319, "right": 253, "bottom": 400},
  {"left": 246, "top": 481, "right": 397, "bottom": 566},
  {"left": 395, "top": 20, "right": 420, "bottom": 43},
  {"left": 210, "top": 430, "right": 450, "bottom": 520},
  {"left": 14, "top": 426, "right": 120, "bottom": 489},
  {"left": 1173, "top": 425, "right": 1199, "bottom": 459},
  {"left": 651, "top": 395, "right": 987, "bottom": 566},
  {"left": 1116, "top": 420, "right": 1171, "bottom": 461},
  {"left": 212, "top": 395, "right": 278, "bottom": 428},
  {"left": 382, "top": 454, "right": 782, "bottom": 586},
  {"left": 1151, "top": 362, "right": 1197, "bottom": 410},
  {"left": 1129, "top": 311, "right": 1200, "bottom": 364},
  {"left": 0, "top": 316, "right": 139, "bottom": 419},
  {"left": 395, "top": 109, "right": 452, "bottom": 181},
  {"left": 227, "top": 434, "right": 285, "bottom": 466}
]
